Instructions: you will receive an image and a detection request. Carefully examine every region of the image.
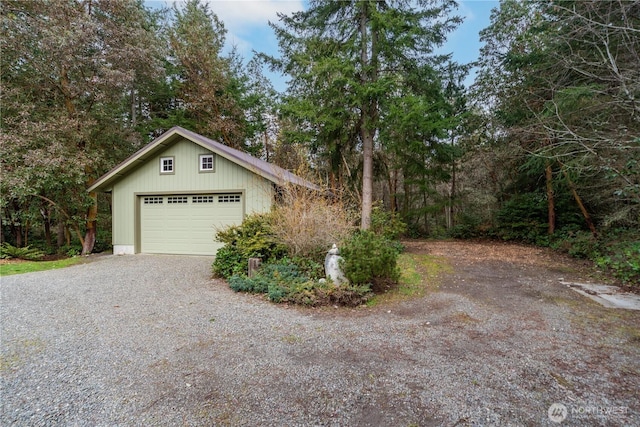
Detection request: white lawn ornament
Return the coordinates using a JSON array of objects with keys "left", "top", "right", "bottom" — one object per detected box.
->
[{"left": 324, "top": 244, "right": 348, "bottom": 285}]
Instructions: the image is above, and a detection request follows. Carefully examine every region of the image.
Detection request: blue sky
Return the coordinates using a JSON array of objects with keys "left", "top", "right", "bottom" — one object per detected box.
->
[{"left": 148, "top": 0, "right": 499, "bottom": 91}]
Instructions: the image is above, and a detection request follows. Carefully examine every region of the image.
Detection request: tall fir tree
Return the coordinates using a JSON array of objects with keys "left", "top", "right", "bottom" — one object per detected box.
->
[{"left": 267, "top": 0, "right": 461, "bottom": 229}]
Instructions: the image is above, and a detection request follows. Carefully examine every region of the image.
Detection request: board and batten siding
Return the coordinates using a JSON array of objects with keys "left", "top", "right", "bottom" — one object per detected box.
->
[{"left": 111, "top": 138, "right": 274, "bottom": 253}]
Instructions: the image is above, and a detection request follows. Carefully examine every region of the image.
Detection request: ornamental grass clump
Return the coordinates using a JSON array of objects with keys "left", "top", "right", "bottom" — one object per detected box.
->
[{"left": 270, "top": 184, "right": 355, "bottom": 261}]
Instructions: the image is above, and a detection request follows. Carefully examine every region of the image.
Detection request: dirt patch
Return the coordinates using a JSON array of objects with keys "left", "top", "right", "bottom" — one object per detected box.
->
[
  {"left": 404, "top": 239, "right": 592, "bottom": 270},
  {"left": 402, "top": 239, "right": 599, "bottom": 308},
  {"left": 349, "top": 240, "right": 640, "bottom": 424},
  {"left": 0, "top": 258, "right": 27, "bottom": 265}
]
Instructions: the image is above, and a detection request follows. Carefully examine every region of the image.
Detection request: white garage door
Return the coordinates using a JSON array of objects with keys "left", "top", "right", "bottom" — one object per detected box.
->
[{"left": 140, "top": 194, "right": 243, "bottom": 255}]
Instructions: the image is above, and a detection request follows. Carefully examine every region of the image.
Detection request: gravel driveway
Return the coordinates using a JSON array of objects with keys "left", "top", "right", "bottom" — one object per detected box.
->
[{"left": 1, "top": 243, "right": 639, "bottom": 426}]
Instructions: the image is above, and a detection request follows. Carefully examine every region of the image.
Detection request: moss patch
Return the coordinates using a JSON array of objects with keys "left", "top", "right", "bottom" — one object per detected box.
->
[
  {"left": 366, "top": 253, "right": 452, "bottom": 306},
  {"left": 0, "top": 338, "right": 45, "bottom": 372}
]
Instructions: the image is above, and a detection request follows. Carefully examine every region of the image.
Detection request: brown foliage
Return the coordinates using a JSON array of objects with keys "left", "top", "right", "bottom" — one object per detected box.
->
[{"left": 270, "top": 183, "right": 356, "bottom": 260}]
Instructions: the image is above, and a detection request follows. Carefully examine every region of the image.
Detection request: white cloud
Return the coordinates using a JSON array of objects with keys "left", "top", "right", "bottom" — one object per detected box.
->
[
  {"left": 457, "top": 0, "right": 476, "bottom": 22},
  {"left": 154, "top": 0, "right": 304, "bottom": 60},
  {"left": 205, "top": 0, "right": 304, "bottom": 35},
  {"left": 225, "top": 34, "right": 253, "bottom": 52}
]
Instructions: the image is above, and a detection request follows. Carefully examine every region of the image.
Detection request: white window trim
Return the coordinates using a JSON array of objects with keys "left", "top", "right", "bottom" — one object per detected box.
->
[
  {"left": 160, "top": 156, "right": 174, "bottom": 174},
  {"left": 199, "top": 154, "right": 215, "bottom": 173}
]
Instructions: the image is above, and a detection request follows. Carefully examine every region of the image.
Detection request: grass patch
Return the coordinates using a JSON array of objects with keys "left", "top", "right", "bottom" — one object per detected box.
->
[
  {"left": 616, "top": 325, "right": 640, "bottom": 344},
  {"left": 449, "top": 311, "right": 479, "bottom": 324},
  {"left": 281, "top": 334, "right": 301, "bottom": 344},
  {"left": 366, "top": 253, "right": 452, "bottom": 306},
  {"left": 0, "top": 257, "right": 84, "bottom": 276},
  {"left": 550, "top": 371, "right": 573, "bottom": 390},
  {"left": 0, "top": 338, "right": 45, "bottom": 373}
]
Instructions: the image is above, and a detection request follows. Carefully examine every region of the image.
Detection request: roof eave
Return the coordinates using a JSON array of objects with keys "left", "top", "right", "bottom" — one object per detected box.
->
[
  {"left": 87, "top": 126, "right": 321, "bottom": 192},
  {"left": 87, "top": 127, "right": 185, "bottom": 192}
]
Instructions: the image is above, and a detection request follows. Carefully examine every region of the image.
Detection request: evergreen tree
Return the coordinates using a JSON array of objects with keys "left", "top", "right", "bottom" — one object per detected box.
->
[
  {"left": 168, "top": 0, "right": 247, "bottom": 148},
  {"left": 267, "top": 0, "right": 461, "bottom": 229}
]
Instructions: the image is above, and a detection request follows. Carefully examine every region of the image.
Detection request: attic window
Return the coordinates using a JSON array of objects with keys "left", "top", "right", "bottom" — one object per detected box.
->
[
  {"left": 199, "top": 154, "right": 215, "bottom": 172},
  {"left": 160, "top": 156, "right": 174, "bottom": 174}
]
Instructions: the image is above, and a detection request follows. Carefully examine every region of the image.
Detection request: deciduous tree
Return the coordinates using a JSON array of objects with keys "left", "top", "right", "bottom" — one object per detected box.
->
[{"left": 1, "top": 0, "right": 162, "bottom": 253}]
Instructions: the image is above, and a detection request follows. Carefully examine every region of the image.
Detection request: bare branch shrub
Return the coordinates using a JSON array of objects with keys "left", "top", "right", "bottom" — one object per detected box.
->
[{"left": 271, "top": 183, "right": 356, "bottom": 260}]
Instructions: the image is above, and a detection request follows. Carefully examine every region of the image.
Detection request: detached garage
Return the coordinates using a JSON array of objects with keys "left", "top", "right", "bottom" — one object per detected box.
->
[{"left": 88, "top": 127, "right": 318, "bottom": 256}]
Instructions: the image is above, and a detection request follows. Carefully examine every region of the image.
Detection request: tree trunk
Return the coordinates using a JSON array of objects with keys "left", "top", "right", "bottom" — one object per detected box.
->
[
  {"left": 361, "top": 129, "right": 374, "bottom": 230},
  {"left": 449, "top": 152, "right": 457, "bottom": 229},
  {"left": 12, "top": 201, "right": 23, "bottom": 247},
  {"left": 388, "top": 167, "right": 398, "bottom": 213},
  {"left": 23, "top": 219, "right": 29, "bottom": 246},
  {"left": 82, "top": 172, "right": 98, "bottom": 256},
  {"left": 423, "top": 185, "right": 429, "bottom": 235},
  {"left": 57, "top": 220, "right": 66, "bottom": 248},
  {"left": 14, "top": 226, "right": 23, "bottom": 248},
  {"left": 545, "top": 161, "right": 555, "bottom": 235},
  {"left": 82, "top": 190, "right": 98, "bottom": 255},
  {"left": 130, "top": 88, "right": 137, "bottom": 127},
  {"left": 358, "top": 2, "right": 378, "bottom": 231},
  {"left": 562, "top": 167, "right": 597, "bottom": 237},
  {"left": 42, "top": 203, "right": 52, "bottom": 248}
]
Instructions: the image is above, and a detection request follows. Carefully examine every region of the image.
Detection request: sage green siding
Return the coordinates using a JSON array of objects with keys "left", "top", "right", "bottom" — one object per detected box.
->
[{"left": 110, "top": 138, "right": 274, "bottom": 253}]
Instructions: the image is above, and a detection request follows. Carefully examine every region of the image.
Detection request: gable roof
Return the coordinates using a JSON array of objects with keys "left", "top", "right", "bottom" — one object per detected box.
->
[{"left": 88, "top": 126, "right": 320, "bottom": 193}]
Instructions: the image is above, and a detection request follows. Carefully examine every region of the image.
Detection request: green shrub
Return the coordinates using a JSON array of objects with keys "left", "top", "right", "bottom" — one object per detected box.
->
[
  {"left": 493, "top": 193, "right": 550, "bottom": 243},
  {"left": 547, "top": 228, "right": 639, "bottom": 287},
  {"left": 289, "top": 256, "right": 324, "bottom": 279},
  {"left": 212, "top": 213, "right": 287, "bottom": 278},
  {"left": 59, "top": 244, "right": 82, "bottom": 257},
  {"left": 228, "top": 260, "right": 372, "bottom": 307},
  {"left": 228, "top": 273, "right": 270, "bottom": 293},
  {"left": 0, "top": 242, "right": 45, "bottom": 261},
  {"left": 93, "top": 228, "right": 113, "bottom": 253},
  {"left": 268, "top": 279, "right": 372, "bottom": 306},
  {"left": 595, "top": 240, "right": 640, "bottom": 287},
  {"left": 370, "top": 203, "right": 407, "bottom": 240},
  {"left": 340, "top": 230, "right": 400, "bottom": 290},
  {"left": 448, "top": 213, "right": 485, "bottom": 239},
  {"left": 228, "top": 260, "right": 307, "bottom": 294},
  {"left": 213, "top": 245, "right": 247, "bottom": 278},
  {"left": 549, "top": 230, "right": 598, "bottom": 259},
  {"left": 322, "top": 282, "right": 372, "bottom": 306}
]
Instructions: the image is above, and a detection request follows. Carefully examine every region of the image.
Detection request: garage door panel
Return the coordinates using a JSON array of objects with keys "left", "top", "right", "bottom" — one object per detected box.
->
[{"left": 140, "top": 194, "right": 243, "bottom": 255}]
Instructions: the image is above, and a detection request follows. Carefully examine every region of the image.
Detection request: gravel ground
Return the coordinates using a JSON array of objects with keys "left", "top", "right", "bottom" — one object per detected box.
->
[{"left": 1, "top": 242, "right": 639, "bottom": 426}]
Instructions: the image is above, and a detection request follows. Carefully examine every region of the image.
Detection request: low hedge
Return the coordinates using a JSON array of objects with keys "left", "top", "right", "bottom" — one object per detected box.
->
[{"left": 228, "top": 261, "right": 372, "bottom": 307}]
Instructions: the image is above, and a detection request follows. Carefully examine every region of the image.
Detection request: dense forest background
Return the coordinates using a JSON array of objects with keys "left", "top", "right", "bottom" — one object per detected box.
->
[{"left": 1, "top": 0, "right": 638, "bottom": 284}]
